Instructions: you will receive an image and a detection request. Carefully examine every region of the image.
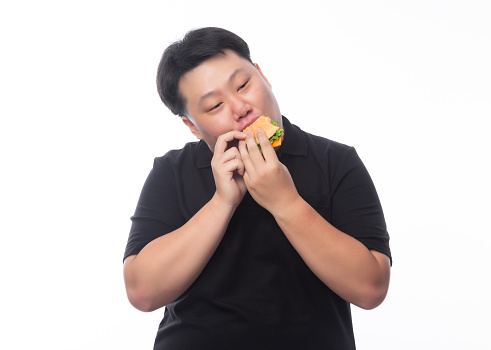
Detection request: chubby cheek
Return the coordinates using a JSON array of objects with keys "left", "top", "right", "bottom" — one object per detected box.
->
[
  {"left": 255, "top": 85, "right": 280, "bottom": 119},
  {"left": 199, "top": 129, "right": 219, "bottom": 149},
  {"left": 199, "top": 120, "right": 234, "bottom": 150}
]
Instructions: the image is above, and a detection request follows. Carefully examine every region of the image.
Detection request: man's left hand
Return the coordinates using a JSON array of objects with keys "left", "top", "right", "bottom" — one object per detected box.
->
[{"left": 238, "top": 128, "right": 300, "bottom": 215}]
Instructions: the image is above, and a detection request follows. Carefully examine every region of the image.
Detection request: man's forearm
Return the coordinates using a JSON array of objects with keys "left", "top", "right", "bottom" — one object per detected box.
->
[
  {"left": 124, "top": 194, "right": 237, "bottom": 312},
  {"left": 272, "top": 195, "right": 391, "bottom": 310}
]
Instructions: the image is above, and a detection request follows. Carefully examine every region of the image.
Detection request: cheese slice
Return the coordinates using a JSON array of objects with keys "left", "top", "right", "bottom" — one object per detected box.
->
[
  {"left": 242, "top": 116, "right": 279, "bottom": 144},
  {"left": 271, "top": 138, "right": 282, "bottom": 147}
]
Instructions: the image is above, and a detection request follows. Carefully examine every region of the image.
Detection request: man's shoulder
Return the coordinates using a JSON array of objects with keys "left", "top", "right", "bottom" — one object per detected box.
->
[
  {"left": 308, "top": 132, "right": 351, "bottom": 150},
  {"left": 154, "top": 140, "right": 204, "bottom": 167},
  {"left": 298, "top": 126, "right": 354, "bottom": 158}
]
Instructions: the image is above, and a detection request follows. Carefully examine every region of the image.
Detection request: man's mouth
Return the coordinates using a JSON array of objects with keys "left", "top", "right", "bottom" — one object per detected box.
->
[{"left": 240, "top": 116, "right": 260, "bottom": 131}]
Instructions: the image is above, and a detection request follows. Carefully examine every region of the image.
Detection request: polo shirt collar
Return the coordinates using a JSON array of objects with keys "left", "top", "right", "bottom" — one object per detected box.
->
[
  {"left": 196, "top": 141, "right": 213, "bottom": 168},
  {"left": 277, "top": 116, "right": 309, "bottom": 157},
  {"left": 195, "top": 116, "right": 308, "bottom": 169}
]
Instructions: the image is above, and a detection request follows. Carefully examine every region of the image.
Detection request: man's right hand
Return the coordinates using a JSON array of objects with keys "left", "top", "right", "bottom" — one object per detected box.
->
[{"left": 211, "top": 131, "right": 247, "bottom": 209}]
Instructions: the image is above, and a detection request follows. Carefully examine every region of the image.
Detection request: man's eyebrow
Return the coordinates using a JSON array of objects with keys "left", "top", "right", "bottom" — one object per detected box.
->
[
  {"left": 229, "top": 67, "right": 247, "bottom": 83},
  {"left": 198, "top": 68, "right": 247, "bottom": 106},
  {"left": 198, "top": 90, "right": 219, "bottom": 107}
]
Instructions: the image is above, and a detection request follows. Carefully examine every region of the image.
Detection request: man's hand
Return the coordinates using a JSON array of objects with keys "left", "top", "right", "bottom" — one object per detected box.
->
[
  {"left": 211, "top": 131, "right": 247, "bottom": 209},
  {"left": 238, "top": 128, "right": 300, "bottom": 214},
  {"left": 239, "top": 128, "right": 390, "bottom": 309}
]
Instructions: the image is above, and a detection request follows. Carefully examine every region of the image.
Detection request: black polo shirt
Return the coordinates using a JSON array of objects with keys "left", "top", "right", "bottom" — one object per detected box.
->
[{"left": 124, "top": 117, "right": 391, "bottom": 350}]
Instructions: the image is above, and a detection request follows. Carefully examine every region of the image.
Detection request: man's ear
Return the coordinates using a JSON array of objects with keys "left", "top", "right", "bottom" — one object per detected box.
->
[
  {"left": 182, "top": 116, "right": 203, "bottom": 140},
  {"left": 255, "top": 63, "right": 272, "bottom": 88}
]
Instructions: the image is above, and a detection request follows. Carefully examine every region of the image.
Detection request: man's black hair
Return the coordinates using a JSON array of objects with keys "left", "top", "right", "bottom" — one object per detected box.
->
[{"left": 156, "top": 27, "right": 253, "bottom": 116}]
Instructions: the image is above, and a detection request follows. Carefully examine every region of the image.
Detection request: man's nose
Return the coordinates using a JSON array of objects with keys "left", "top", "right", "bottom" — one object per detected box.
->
[{"left": 231, "top": 96, "right": 252, "bottom": 119}]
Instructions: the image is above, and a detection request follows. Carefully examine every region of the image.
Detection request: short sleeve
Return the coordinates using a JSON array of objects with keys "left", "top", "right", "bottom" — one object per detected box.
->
[
  {"left": 123, "top": 156, "right": 186, "bottom": 261},
  {"left": 330, "top": 147, "right": 392, "bottom": 264}
]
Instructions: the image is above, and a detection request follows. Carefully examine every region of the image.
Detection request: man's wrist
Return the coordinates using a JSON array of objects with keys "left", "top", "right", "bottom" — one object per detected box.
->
[
  {"left": 270, "top": 192, "right": 306, "bottom": 221},
  {"left": 210, "top": 192, "right": 240, "bottom": 214}
]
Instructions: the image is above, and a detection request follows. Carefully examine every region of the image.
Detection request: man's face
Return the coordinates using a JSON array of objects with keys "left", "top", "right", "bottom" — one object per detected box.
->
[{"left": 179, "top": 50, "right": 282, "bottom": 151}]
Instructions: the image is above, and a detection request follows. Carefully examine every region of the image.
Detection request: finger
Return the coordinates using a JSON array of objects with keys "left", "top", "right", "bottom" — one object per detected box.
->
[
  {"left": 222, "top": 158, "right": 245, "bottom": 176},
  {"left": 244, "top": 130, "right": 264, "bottom": 166},
  {"left": 238, "top": 135, "right": 256, "bottom": 172},
  {"left": 256, "top": 128, "right": 277, "bottom": 162},
  {"left": 219, "top": 146, "right": 241, "bottom": 164},
  {"left": 241, "top": 132, "right": 264, "bottom": 174},
  {"left": 237, "top": 143, "right": 251, "bottom": 183},
  {"left": 214, "top": 131, "right": 247, "bottom": 155},
  {"left": 212, "top": 148, "right": 243, "bottom": 177},
  {"left": 236, "top": 165, "right": 245, "bottom": 177}
]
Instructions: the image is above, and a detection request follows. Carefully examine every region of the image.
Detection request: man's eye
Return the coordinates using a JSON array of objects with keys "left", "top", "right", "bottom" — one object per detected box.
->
[
  {"left": 208, "top": 103, "right": 222, "bottom": 112},
  {"left": 238, "top": 80, "right": 249, "bottom": 91}
]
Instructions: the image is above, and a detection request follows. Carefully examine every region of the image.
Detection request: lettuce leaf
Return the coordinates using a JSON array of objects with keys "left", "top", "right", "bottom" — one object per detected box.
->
[
  {"left": 257, "top": 121, "right": 284, "bottom": 151},
  {"left": 270, "top": 121, "right": 284, "bottom": 144}
]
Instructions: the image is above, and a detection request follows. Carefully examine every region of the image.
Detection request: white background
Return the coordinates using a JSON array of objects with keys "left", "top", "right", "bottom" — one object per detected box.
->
[{"left": 1, "top": 0, "right": 490, "bottom": 349}]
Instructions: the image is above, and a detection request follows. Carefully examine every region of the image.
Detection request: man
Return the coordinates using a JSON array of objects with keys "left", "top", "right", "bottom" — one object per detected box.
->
[{"left": 123, "top": 27, "right": 391, "bottom": 349}]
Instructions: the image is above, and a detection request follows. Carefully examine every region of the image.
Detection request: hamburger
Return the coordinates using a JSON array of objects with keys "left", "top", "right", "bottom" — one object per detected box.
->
[{"left": 242, "top": 116, "right": 284, "bottom": 149}]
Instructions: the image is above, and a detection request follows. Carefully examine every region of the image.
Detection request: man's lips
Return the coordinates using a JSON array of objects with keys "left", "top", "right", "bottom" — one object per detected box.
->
[
  {"left": 226, "top": 116, "right": 260, "bottom": 150},
  {"left": 239, "top": 116, "right": 260, "bottom": 131}
]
